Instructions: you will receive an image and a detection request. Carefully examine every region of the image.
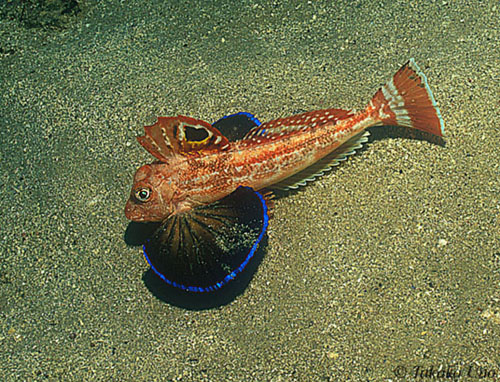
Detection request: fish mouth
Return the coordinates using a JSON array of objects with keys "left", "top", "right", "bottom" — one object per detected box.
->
[
  {"left": 124, "top": 200, "right": 143, "bottom": 222},
  {"left": 124, "top": 200, "right": 166, "bottom": 222}
]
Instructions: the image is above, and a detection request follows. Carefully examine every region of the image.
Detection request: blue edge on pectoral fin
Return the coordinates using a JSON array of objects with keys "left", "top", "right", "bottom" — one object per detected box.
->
[{"left": 142, "top": 186, "right": 269, "bottom": 293}]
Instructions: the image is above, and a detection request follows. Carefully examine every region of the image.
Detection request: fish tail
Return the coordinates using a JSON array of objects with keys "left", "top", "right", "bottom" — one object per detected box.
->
[{"left": 370, "top": 59, "right": 444, "bottom": 136}]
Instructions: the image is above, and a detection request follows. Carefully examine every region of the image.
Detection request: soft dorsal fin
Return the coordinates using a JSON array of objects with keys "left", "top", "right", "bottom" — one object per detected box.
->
[
  {"left": 243, "top": 108, "right": 354, "bottom": 142},
  {"left": 269, "top": 130, "right": 370, "bottom": 191},
  {"left": 137, "top": 116, "right": 230, "bottom": 161}
]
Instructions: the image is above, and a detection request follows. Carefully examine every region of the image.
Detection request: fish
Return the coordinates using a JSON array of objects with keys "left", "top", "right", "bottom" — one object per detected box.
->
[{"left": 125, "top": 59, "right": 444, "bottom": 292}]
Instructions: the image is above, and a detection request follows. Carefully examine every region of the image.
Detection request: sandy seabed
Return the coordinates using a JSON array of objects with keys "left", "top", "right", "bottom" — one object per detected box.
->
[{"left": 0, "top": 1, "right": 499, "bottom": 380}]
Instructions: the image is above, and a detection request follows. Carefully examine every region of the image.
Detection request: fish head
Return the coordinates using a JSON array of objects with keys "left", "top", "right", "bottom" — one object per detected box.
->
[{"left": 125, "top": 163, "right": 178, "bottom": 222}]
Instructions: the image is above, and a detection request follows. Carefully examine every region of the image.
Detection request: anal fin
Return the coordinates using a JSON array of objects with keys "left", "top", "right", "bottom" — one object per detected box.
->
[{"left": 269, "top": 131, "right": 370, "bottom": 191}]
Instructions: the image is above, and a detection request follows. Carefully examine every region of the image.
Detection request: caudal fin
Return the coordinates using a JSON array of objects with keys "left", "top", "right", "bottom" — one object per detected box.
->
[{"left": 370, "top": 59, "right": 445, "bottom": 136}]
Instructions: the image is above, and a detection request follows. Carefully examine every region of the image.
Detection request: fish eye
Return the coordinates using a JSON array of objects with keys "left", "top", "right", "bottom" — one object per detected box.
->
[{"left": 134, "top": 187, "right": 152, "bottom": 202}]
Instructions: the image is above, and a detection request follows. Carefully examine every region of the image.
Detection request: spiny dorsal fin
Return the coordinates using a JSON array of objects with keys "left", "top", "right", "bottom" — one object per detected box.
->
[
  {"left": 242, "top": 108, "right": 354, "bottom": 143},
  {"left": 137, "top": 116, "right": 230, "bottom": 161},
  {"left": 269, "top": 130, "right": 370, "bottom": 191}
]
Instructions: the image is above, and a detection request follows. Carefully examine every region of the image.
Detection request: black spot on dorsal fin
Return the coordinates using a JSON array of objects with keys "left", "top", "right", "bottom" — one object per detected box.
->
[{"left": 184, "top": 125, "right": 209, "bottom": 142}]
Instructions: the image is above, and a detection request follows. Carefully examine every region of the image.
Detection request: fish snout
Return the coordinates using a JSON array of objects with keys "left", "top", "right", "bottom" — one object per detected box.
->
[{"left": 124, "top": 200, "right": 143, "bottom": 222}]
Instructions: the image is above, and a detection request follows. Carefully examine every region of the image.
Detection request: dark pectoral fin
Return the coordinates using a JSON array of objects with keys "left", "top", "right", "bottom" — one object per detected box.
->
[
  {"left": 212, "top": 112, "right": 261, "bottom": 141},
  {"left": 143, "top": 186, "right": 269, "bottom": 292}
]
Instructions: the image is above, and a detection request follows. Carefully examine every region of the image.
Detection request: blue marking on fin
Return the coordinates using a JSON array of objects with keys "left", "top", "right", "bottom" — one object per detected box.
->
[{"left": 142, "top": 186, "right": 269, "bottom": 293}]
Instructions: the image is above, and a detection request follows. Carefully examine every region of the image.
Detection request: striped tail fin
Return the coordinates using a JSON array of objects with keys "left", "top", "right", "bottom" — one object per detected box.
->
[{"left": 370, "top": 59, "right": 445, "bottom": 136}]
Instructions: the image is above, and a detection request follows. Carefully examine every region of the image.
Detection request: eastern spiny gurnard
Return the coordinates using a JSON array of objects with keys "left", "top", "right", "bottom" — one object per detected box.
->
[{"left": 125, "top": 59, "right": 444, "bottom": 292}]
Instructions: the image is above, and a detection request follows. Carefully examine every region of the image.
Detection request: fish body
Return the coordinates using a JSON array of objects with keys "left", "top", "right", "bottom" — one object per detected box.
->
[
  {"left": 126, "top": 109, "right": 359, "bottom": 220},
  {"left": 125, "top": 59, "right": 445, "bottom": 292},
  {"left": 125, "top": 59, "right": 443, "bottom": 223}
]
